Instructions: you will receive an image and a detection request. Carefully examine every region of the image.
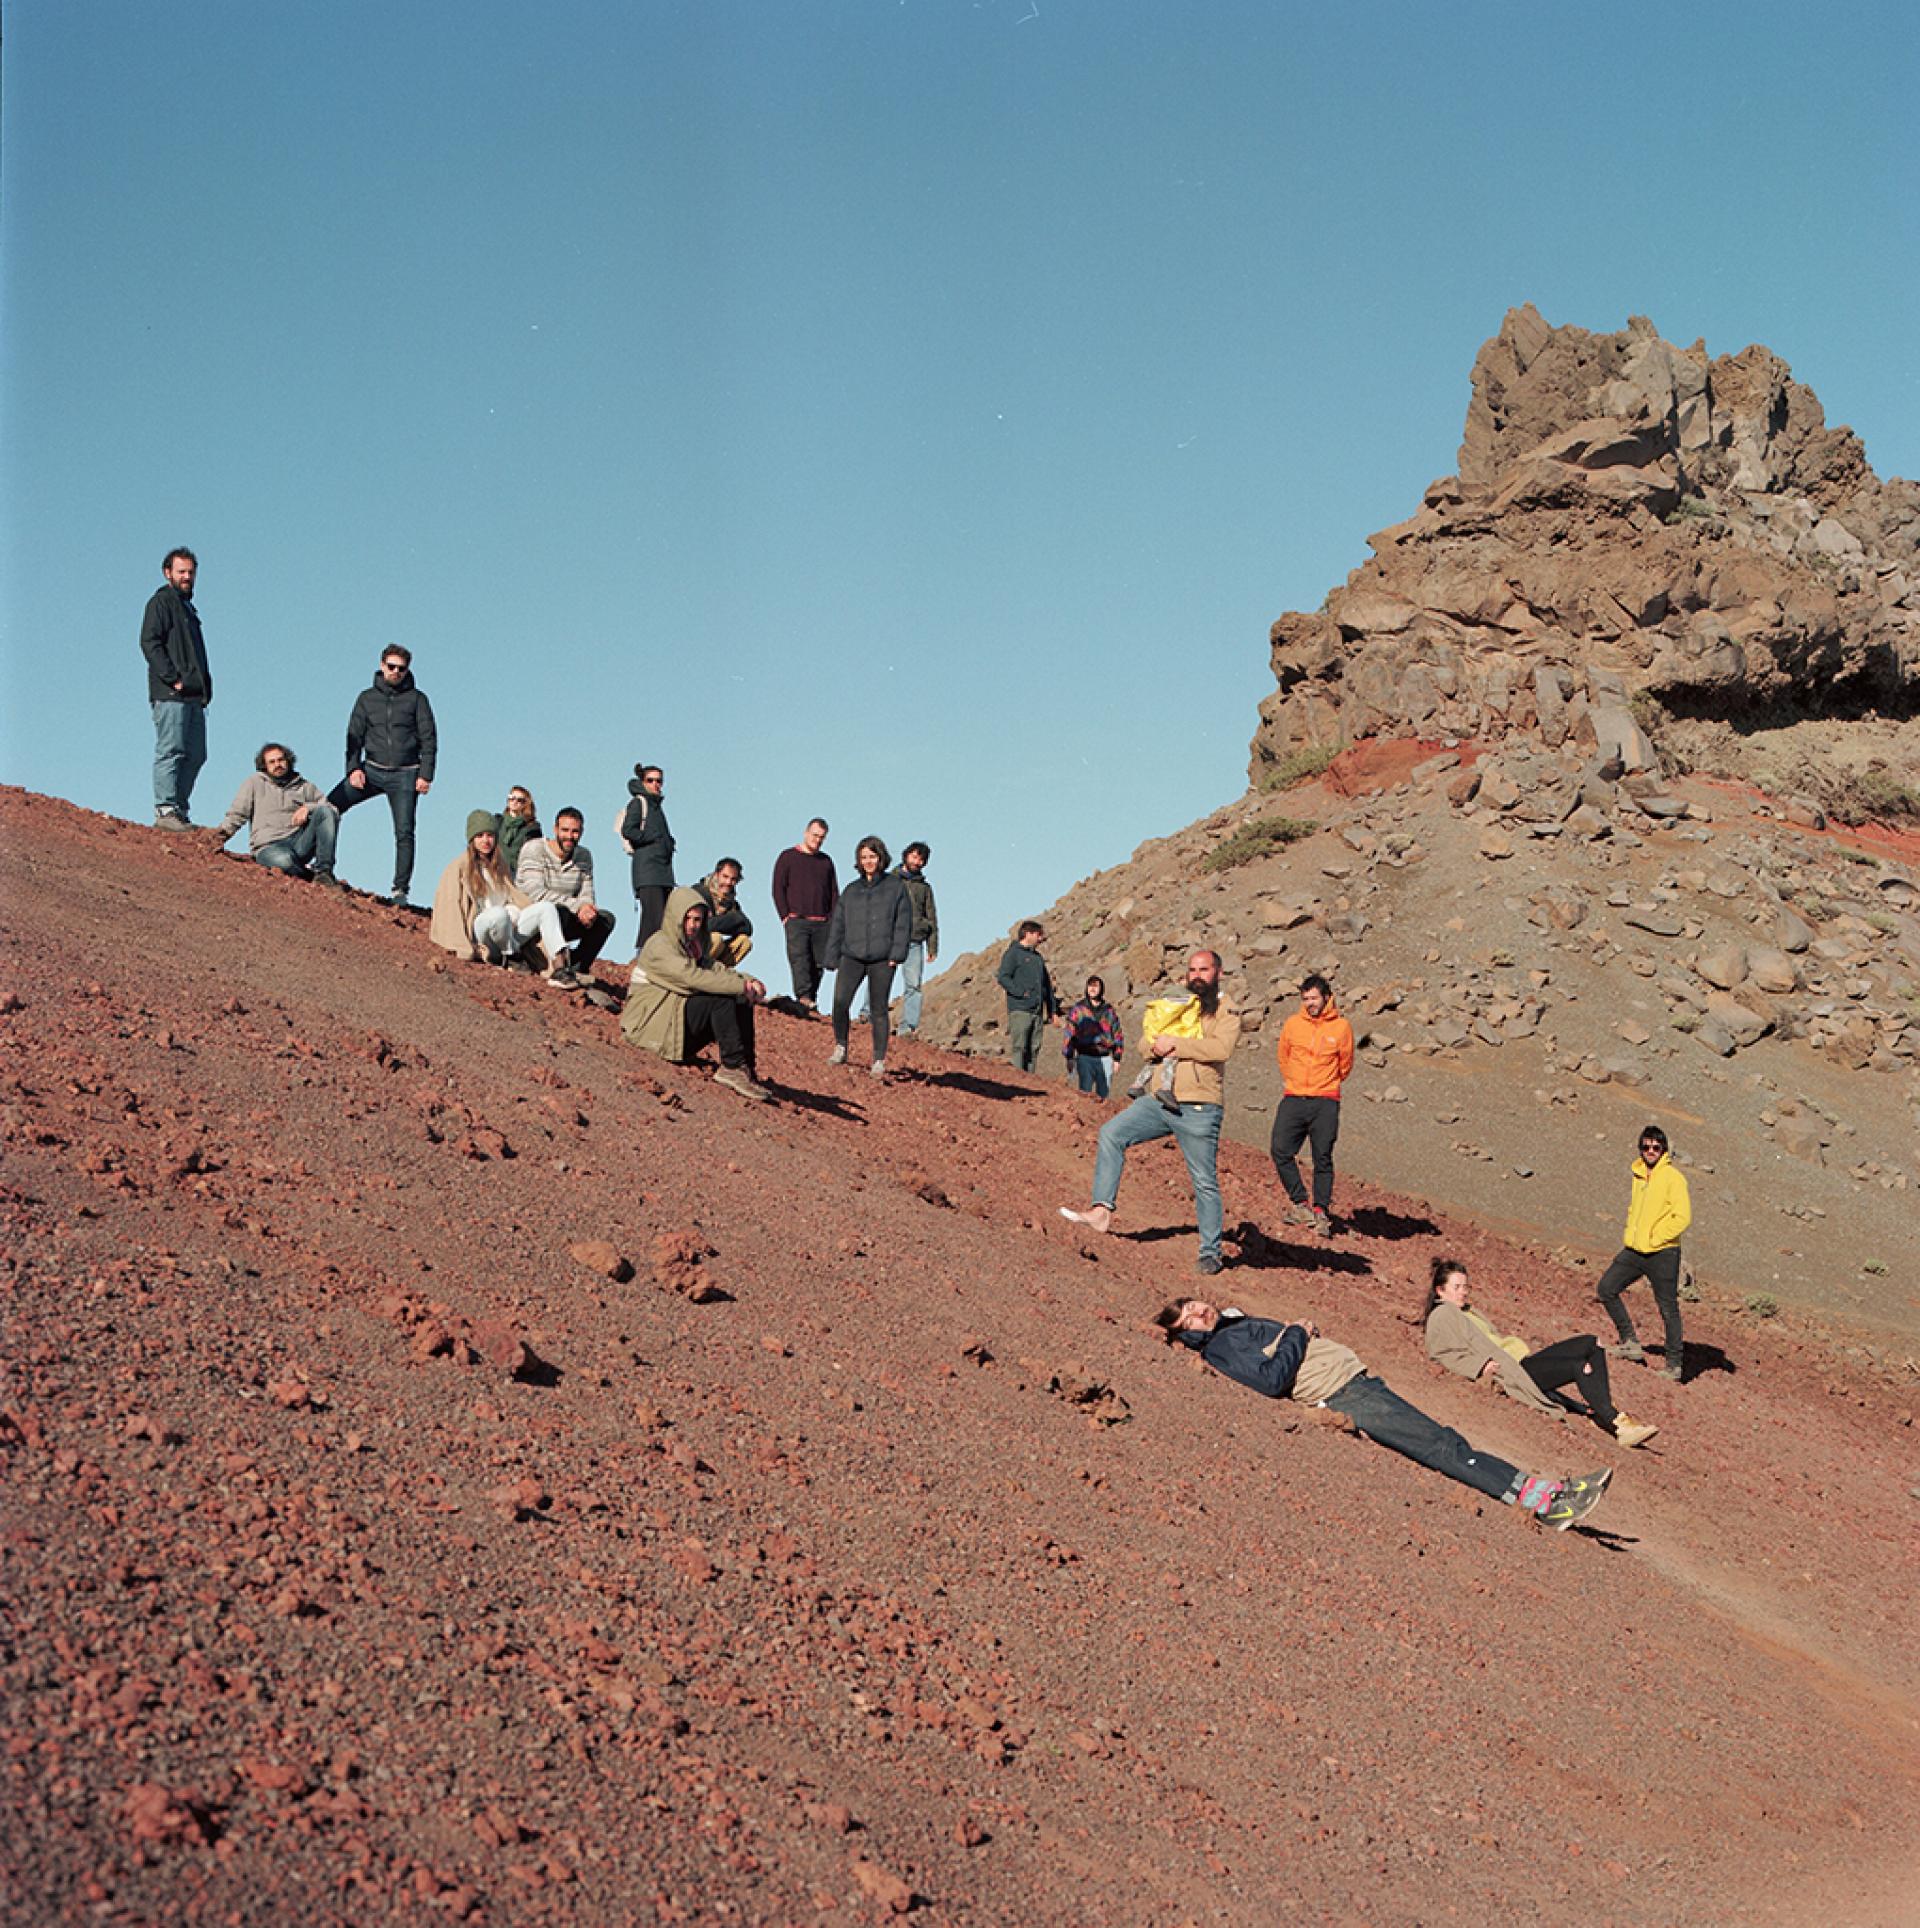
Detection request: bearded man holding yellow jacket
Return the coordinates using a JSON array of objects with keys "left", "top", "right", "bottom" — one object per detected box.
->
[{"left": 1595, "top": 1125, "right": 1693, "bottom": 1382}]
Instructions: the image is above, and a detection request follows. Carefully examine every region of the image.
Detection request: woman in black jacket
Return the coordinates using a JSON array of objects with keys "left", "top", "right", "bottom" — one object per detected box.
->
[
  {"left": 618, "top": 763, "right": 676, "bottom": 951},
  {"left": 824, "top": 836, "right": 911, "bottom": 1080}
]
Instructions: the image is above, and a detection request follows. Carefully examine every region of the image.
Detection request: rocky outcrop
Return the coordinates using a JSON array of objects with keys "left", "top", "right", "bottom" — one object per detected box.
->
[{"left": 1251, "top": 306, "right": 1920, "bottom": 782}]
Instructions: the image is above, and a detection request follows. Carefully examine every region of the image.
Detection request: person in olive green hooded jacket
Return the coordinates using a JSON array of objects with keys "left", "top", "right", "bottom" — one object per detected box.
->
[{"left": 621, "top": 887, "right": 770, "bottom": 1101}]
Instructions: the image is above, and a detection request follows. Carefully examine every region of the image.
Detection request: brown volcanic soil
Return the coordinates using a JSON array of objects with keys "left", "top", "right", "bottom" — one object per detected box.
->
[{"left": 3, "top": 788, "right": 1917, "bottom": 1926}]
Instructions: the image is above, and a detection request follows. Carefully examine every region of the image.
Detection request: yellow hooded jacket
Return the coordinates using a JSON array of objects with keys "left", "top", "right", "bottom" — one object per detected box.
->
[{"left": 1623, "top": 1156, "right": 1691, "bottom": 1253}]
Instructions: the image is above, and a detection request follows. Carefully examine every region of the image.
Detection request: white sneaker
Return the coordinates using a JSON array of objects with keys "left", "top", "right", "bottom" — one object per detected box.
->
[
  {"left": 827, "top": 1043, "right": 847, "bottom": 1065},
  {"left": 869, "top": 1058, "right": 887, "bottom": 1081}
]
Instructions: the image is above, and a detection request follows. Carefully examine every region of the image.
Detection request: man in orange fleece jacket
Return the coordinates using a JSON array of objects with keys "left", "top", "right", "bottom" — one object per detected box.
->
[{"left": 1272, "top": 973, "right": 1354, "bottom": 1235}]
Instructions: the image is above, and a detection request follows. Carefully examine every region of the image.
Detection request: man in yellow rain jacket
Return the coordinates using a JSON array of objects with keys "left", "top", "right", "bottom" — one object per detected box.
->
[{"left": 1595, "top": 1124, "right": 1693, "bottom": 1381}]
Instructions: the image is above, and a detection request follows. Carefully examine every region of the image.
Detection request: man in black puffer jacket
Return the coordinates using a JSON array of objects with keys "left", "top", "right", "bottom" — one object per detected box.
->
[{"left": 326, "top": 645, "right": 437, "bottom": 904}]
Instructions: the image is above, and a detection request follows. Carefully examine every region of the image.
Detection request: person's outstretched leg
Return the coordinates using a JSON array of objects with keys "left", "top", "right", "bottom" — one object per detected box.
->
[
  {"left": 1087, "top": 1093, "right": 1174, "bottom": 1214},
  {"left": 1322, "top": 1374, "right": 1520, "bottom": 1501},
  {"left": 1521, "top": 1336, "right": 1619, "bottom": 1427}
]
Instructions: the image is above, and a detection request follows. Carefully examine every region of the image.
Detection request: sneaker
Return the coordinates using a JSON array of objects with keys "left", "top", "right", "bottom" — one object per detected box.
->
[
  {"left": 869, "top": 1059, "right": 887, "bottom": 1081},
  {"left": 506, "top": 952, "right": 538, "bottom": 974},
  {"left": 1607, "top": 1338, "right": 1646, "bottom": 1364},
  {"left": 581, "top": 983, "right": 622, "bottom": 1012},
  {"left": 1540, "top": 1468, "right": 1612, "bottom": 1531},
  {"left": 1663, "top": 1359, "right": 1685, "bottom": 1383},
  {"left": 1281, "top": 1201, "right": 1317, "bottom": 1228},
  {"left": 827, "top": 1043, "right": 847, "bottom": 1065},
  {"left": 313, "top": 868, "right": 343, "bottom": 890},
  {"left": 1612, "top": 1415, "right": 1660, "bottom": 1449},
  {"left": 1194, "top": 1254, "right": 1223, "bottom": 1277},
  {"left": 547, "top": 968, "right": 584, "bottom": 990},
  {"left": 154, "top": 810, "right": 192, "bottom": 832},
  {"left": 1311, "top": 1209, "right": 1336, "bottom": 1238},
  {"left": 713, "top": 1068, "right": 772, "bottom": 1102}
]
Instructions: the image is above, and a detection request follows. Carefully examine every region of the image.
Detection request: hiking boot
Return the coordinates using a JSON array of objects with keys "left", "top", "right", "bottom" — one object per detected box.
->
[
  {"left": 827, "top": 1043, "right": 848, "bottom": 1065},
  {"left": 1612, "top": 1414, "right": 1659, "bottom": 1449},
  {"left": 1194, "top": 1254, "right": 1223, "bottom": 1277},
  {"left": 1541, "top": 1468, "right": 1612, "bottom": 1531},
  {"left": 1281, "top": 1201, "right": 1317, "bottom": 1228},
  {"left": 713, "top": 1068, "right": 771, "bottom": 1102},
  {"left": 869, "top": 1058, "right": 888, "bottom": 1081},
  {"left": 313, "top": 868, "right": 343, "bottom": 890},
  {"left": 1606, "top": 1338, "right": 1646, "bottom": 1364},
  {"left": 154, "top": 810, "right": 192, "bottom": 832}
]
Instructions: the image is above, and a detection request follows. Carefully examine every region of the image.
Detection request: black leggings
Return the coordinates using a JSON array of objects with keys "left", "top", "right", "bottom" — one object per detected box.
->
[
  {"left": 1520, "top": 1335, "right": 1618, "bottom": 1427},
  {"left": 1596, "top": 1246, "right": 1684, "bottom": 1364},
  {"left": 832, "top": 960, "right": 897, "bottom": 1056}
]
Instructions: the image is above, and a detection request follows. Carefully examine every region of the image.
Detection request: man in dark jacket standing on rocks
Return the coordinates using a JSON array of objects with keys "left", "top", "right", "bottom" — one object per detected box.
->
[
  {"left": 997, "top": 921, "right": 1056, "bottom": 1072},
  {"left": 618, "top": 764, "right": 676, "bottom": 956},
  {"left": 140, "top": 547, "right": 213, "bottom": 829},
  {"left": 326, "top": 646, "right": 436, "bottom": 905},
  {"left": 772, "top": 818, "right": 838, "bottom": 1013}
]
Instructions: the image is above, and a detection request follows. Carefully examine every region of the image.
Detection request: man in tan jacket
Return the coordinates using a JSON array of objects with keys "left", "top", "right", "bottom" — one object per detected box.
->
[{"left": 1060, "top": 950, "right": 1240, "bottom": 1275}]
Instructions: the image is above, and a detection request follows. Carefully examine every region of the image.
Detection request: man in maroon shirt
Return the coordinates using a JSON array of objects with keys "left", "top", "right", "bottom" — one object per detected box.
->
[{"left": 772, "top": 818, "right": 839, "bottom": 1012}]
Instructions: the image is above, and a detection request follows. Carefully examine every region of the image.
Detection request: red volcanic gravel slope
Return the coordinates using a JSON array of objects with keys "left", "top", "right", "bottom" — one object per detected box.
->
[{"left": 3, "top": 787, "right": 1916, "bottom": 1925}]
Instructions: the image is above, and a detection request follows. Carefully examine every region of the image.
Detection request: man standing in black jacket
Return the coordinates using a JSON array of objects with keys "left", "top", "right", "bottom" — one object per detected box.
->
[
  {"left": 326, "top": 646, "right": 437, "bottom": 905},
  {"left": 140, "top": 547, "right": 213, "bottom": 830}
]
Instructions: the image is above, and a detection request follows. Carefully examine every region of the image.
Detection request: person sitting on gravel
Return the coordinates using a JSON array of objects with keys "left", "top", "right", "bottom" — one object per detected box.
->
[
  {"left": 1271, "top": 973, "right": 1354, "bottom": 1237},
  {"left": 1060, "top": 950, "right": 1239, "bottom": 1277},
  {"left": 693, "top": 857, "right": 754, "bottom": 967},
  {"left": 1423, "top": 1256, "right": 1658, "bottom": 1449},
  {"left": 430, "top": 810, "right": 550, "bottom": 972},
  {"left": 210, "top": 742, "right": 341, "bottom": 886},
  {"left": 621, "top": 886, "right": 770, "bottom": 1101},
  {"left": 1595, "top": 1125, "right": 1692, "bottom": 1382},
  {"left": 1156, "top": 1297, "right": 1613, "bottom": 1531},
  {"left": 515, "top": 806, "right": 618, "bottom": 1002}
]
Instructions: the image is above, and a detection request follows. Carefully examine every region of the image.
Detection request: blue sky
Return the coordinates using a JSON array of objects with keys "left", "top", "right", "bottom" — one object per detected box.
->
[{"left": 3, "top": 1, "right": 1914, "bottom": 962}]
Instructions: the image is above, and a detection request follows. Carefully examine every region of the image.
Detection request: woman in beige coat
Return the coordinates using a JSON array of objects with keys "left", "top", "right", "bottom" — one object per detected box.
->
[
  {"left": 430, "top": 810, "right": 554, "bottom": 971},
  {"left": 1423, "top": 1257, "right": 1658, "bottom": 1448}
]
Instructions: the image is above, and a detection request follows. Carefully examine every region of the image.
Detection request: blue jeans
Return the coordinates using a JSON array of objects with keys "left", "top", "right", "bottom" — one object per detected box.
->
[
  {"left": 151, "top": 700, "right": 208, "bottom": 817},
  {"left": 1323, "top": 1374, "right": 1520, "bottom": 1502},
  {"left": 254, "top": 803, "right": 339, "bottom": 877},
  {"left": 1072, "top": 1052, "right": 1111, "bottom": 1097},
  {"left": 1091, "top": 1092, "right": 1223, "bottom": 1264},
  {"left": 327, "top": 763, "right": 420, "bottom": 897}
]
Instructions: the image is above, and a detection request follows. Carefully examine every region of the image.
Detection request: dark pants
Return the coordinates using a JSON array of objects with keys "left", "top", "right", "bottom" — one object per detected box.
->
[
  {"left": 784, "top": 919, "right": 830, "bottom": 1004},
  {"left": 832, "top": 960, "right": 898, "bottom": 1057},
  {"left": 634, "top": 886, "right": 670, "bottom": 952},
  {"left": 1521, "top": 1335, "right": 1618, "bottom": 1427},
  {"left": 1072, "top": 1051, "right": 1112, "bottom": 1097},
  {"left": 327, "top": 762, "right": 421, "bottom": 897},
  {"left": 558, "top": 905, "right": 615, "bottom": 972},
  {"left": 1271, "top": 1095, "right": 1341, "bottom": 1211},
  {"left": 1596, "top": 1246, "right": 1684, "bottom": 1363},
  {"left": 1324, "top": 1373, "right": 1521, "bottom": 1502},
  {"left": 1007, "top": 1009, "right": 1045, "bottom": 1072},
  {"left": 683, "top": 993, "right": 754, "bottom": 1071}
]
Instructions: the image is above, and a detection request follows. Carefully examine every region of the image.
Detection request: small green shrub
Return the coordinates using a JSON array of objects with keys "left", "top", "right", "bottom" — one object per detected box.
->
[
  {"left": 1203, "top": 816, "right": 1317, "bottom": 874},
  {"left": 1864, "top": 911, "right": 1899, "bottom": 934},
  {"left": 1257, "top": 741, "right": 1343, "bottom": 794},
  {"left": 1862, "top": 1259, "right": 1888, "bottom": 1276},
  {"left": 1743, "top": 1292, "right": 1780, "bottom": 1319},
  {"left": 1835, "top": 846, "right": 1879, "bottom": 867},
  {"left": 1662, "top": 495, "right": 1716, "bottom": 524}
]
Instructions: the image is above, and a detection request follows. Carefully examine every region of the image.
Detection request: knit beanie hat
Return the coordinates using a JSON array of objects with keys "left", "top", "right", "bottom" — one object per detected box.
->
[{"left": 466, "top": 809, "right": 501, "bottom": 843}]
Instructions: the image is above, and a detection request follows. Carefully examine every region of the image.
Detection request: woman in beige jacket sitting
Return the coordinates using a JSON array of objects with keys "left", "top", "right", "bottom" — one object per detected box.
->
[
  {"left": 430, "top": 810, "right": 557, "bottom": 972},
  {"left": 1423, "top": 1257, "right": 1658, "bottom": 1449}
]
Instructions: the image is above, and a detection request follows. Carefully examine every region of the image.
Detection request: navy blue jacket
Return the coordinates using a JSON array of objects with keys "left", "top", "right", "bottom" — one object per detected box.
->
[
  {"left": 1174, "top": 1314, "right": 1309, "bottom": 1399},
  {"left": 344, "top": 670, "right": 437, "bottom": 781}
]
